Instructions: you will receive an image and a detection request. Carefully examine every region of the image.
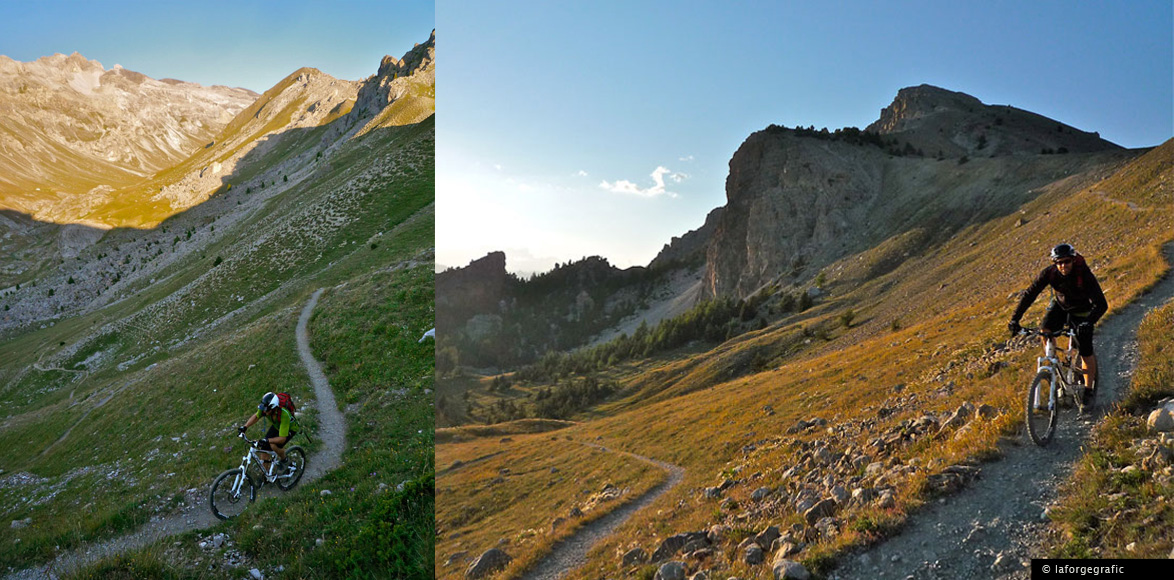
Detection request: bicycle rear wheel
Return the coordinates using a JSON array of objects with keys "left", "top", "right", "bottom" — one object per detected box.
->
[
  {"left": 209, "top": 468, "right": 256, "bottom": 520},
  {"left": 276, "top": 446, "right": 306, "bottom": 491},
  {"left": 1025, "top": 371, "right": 1058, "bottom": 446}
]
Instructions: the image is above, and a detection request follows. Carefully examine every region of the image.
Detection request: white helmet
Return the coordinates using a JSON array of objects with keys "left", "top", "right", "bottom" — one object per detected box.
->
[{"left": 259, "top": 392, "right": 280, "bottom": 412}]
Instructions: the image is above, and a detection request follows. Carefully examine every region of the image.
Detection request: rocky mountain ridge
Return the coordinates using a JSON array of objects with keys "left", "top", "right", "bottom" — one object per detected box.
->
[
  {"left": 705, "top": 85, "right": 1134, "bottom": 299},
  {"left": 867, "top": 84, "right": 1122, "bottom": 158},
  {"left": 0, "top": 53, "right": 257, "bottom": 221},
  {"left": 0, "top": 34, "right": 436, "bottom": 335}
]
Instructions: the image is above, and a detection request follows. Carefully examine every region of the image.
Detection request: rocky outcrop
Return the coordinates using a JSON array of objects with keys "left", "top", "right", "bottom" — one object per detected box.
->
[
  {"left": 436, "top": 251, "right": 513, "bottom": 334},
  {"left": 704, "top": 129, "right": 885, "bottom": 298},
  {"left": 649, "top": 207, "right": 722, "bottom": 271},
  {"left": 867, "top": 84, "right": 1121, "bottom": 158}
]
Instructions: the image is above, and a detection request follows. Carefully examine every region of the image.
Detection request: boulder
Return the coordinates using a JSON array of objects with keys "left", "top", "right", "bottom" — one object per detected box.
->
[
  {"left": 622, "top": 547, "right": 648, "bottom": 567},
  {"left": 707, "top": 524, "right": 730, "bottom": 544},
  {"left": 703, "top": 486, "right": 722, "bottom": 499},
  {"left": 1148, "top": 408, "right": 1174, "bottom": 432},
  {"left": 465, "top": 548, "right": 512, "bottom": 579},
  {"left": 744, "top": 544, "right": 765, "bottom": 565},
  {"left": 803, "top": 498, "right": 837, "bottom": 525},
  {"left": 654, "top": 561, "right": 687, "bottom": 580},
  {"left": 652, "top": 532, "right": 707, "bottom": 562},
  {"left": 753, "top": 525, "right": 780, "bottom": 550},
  {"left": 751, "top": 487, "right": 773, "bottom": 501},
  {"left": 772, "top": 555, "right": 812, "bottom": 580}
]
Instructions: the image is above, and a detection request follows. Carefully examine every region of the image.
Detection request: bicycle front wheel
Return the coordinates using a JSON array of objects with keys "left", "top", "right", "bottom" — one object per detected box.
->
[
  {"left": 209, "top": 468, "right": 256, "bottom": 520},
  {"left": 277, "top": 446, "right": 306, "bottom": 491},
  {"left": 1026, "top": 371, "right": 1058, "bottom": 446}
]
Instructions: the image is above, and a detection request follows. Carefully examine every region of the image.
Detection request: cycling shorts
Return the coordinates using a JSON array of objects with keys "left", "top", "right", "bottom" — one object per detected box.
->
[{"left": 1041, "top": 304, "right": 1094, "bottom": 357}]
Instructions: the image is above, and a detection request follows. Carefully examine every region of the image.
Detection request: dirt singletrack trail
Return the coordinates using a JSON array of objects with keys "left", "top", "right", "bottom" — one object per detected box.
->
[
  {"left": 829, "top": 244, "right": 1174, "bottom": 580},
  {"left": 519, "top": 444, "right": 685, "bottom": 580},
  {"left": 6, "top": 289, "right": 346, "bottom": 579}
]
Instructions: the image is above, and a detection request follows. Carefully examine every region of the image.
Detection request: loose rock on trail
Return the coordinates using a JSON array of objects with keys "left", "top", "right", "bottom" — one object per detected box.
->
[{"left": 829, "top": 244, "right": 1174, "bottom": 580}]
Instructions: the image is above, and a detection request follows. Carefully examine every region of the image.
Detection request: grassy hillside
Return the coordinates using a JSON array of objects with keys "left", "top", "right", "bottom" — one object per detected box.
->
[
  {"left": 0, "top": 108, "right": 435, "bottom": 578},
  {"left": 434, "top": 141, "right": 1173, "bottom": 578}
]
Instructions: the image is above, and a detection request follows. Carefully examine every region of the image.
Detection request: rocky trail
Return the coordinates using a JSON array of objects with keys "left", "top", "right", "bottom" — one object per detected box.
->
[
  {"left": 829, "top": 244, "right": 1174, "bottom": 580},
  {"left": 6, "top": 289, "right": 346, "bottom": 580},
  {"left": 518, "top": 445, "right": 685, "bottom": 580}
]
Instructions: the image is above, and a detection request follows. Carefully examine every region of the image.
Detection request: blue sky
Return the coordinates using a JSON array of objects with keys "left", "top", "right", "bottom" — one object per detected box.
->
[
  {"left": 437, "top": 0, "right": 1173, "bottom": 274},
  {"left": 0, "top": 0, "right": 434, "bottom": 92}
]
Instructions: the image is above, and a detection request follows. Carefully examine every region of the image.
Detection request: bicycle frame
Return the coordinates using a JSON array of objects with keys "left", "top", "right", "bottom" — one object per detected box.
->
[
  {"left": 1031, "top": 327, "right": 1082, "bottom": 410},
  {"left": 230, "top": 434, "right": 284, "bottom": 490}
]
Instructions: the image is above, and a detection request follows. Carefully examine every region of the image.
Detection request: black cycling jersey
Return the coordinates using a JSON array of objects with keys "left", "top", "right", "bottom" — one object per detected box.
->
[{"left": 1011, "top": 262, "right": 1107, "bottom": 324}]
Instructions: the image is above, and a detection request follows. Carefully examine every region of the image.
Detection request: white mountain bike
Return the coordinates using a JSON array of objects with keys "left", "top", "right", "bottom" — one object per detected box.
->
[
  {"left": 1021, "top": 325, "right": 1096, "bottom": 446},
  {"left": 209, "top": 432, "right": 306, "bottom": 519}
]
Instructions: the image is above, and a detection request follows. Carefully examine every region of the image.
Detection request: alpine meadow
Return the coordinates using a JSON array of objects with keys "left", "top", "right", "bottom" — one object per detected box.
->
[{"left": 0, "top": 30, "right": 435, "bottom": 579}]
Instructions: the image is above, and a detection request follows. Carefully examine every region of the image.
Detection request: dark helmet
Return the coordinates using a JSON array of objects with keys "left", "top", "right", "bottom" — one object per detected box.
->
[
  {"left": 1050, "top": 243, "right": 1076, "bottom": 261},
  {"left": 259, "top": 392, "right": 280, "bottom": 412}
]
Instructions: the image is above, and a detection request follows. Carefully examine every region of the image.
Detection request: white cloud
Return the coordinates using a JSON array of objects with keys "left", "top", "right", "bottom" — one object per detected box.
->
[
  {"left": 678, "top": 155, "right": 695, "bottom": 162},
  {"left": 493, "top": 164, "right": 503, "bottom": 171},
  {"left": 574, "top": 170, "right": 589, "bottom": 177},
  {"left": 599, "top": 166, "right": 687, "bottom": 198}
]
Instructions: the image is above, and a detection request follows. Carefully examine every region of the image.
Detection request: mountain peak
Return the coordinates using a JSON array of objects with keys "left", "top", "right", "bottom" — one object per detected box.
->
[{"left": 865, "top": 84, "right": 1121, "bottom": 157}]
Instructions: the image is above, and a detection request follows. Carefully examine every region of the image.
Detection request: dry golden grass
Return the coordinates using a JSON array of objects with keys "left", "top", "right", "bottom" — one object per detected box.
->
[
  {"left": 437, "top": 141, "right": 1174, "bottom": 577},
  {"left": 435, "top": 430, "right": 666, "bottom": 579}
]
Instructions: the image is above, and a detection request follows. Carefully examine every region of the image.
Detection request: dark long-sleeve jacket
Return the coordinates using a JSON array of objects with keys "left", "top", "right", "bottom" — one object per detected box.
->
[{"left": 1011, "top": 262, "right": 1108, "bottom": 324}]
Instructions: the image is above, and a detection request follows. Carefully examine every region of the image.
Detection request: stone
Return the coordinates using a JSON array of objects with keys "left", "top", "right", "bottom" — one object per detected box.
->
[
  {"left": 444, "top": 552, "right": 469, "bottom": 567},
  {"left": 830, "top": 485, "right": 849, "bottom": 504},
  {"left": 249, "top": 569, "right": 263, "bottom": 580},
  {"left": 772, "top": 556, "right": 811, "bottom": 580},
  {"left": 704, "top": 487, "right": 722, "bottom": 499},
  {"left": 775, "top": 541, "right": 802, "bottom": 557},
  {"left": 10, "top": 518, "right": 31, "bottom": 529},
  {"left": 707, "top": 524, "right": 730, "bottom": 544},
  {"left": 803, "top": 498, "right": 837, "bottom": 525},
  {"left": 754, "top": 525, "right": 780, "bottom": 550},
  {"left": 212, "top": 533, "right": 226, "bottom": 548},
  {"left": 652, "top": 532, "right": 707, "bottom": 562},
  {"left": 319, "top": 489, "right": 332, "bottom": 497},
  {"left": 744, "top": 544, "right": 765, "bottom": 565},
  {"left": 622, "top": 547, "right": 648, "bottom": 566},
  {"left": 1148, "top": 408, "right": 1174, "bottom": 432},
  {"left": 465, "top": 548, "right": 512, "bottom": 579},
  {"left": 977, "top": 404, "right": 999, "bottom": 420},
  {"left": 877, "top": 491, "right": 896, "bottom": 509},
  {"left": 751, "top": 487, "right": 772, "bottom": 501},
  {"left": 654, "top": 561, "right": 687, "bottom": 580}
]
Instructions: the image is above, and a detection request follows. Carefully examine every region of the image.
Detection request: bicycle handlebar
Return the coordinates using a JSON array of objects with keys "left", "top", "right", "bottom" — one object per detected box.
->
[{"left": 1018, "top": 327, "right": 1071, "bottom": 339}]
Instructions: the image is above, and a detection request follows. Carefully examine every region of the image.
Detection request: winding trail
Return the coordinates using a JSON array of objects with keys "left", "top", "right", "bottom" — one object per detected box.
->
[
  {"left": 520, "top": 444, "right": 685, "bottom": 580},
  {"left": 6, "top": 289, "right": 346, "bottom": 580},
  {"left": 829, "top": 244, "right": 1174, "bottom": 580}
]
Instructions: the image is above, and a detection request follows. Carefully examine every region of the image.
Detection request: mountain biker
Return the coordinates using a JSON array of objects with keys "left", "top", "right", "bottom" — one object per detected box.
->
[
  {"left": 1008, "top": 243, "right": 1107, "bottom": 409},
  {"left": 238, "top": 392, "right": 297, "bottom": 474}
]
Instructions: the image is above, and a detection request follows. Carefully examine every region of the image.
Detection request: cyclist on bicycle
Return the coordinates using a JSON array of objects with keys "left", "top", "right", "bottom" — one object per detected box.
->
[
  {"left": 1008, "top": 243, "right": 1107, "bottom": 409},
  {"left": 238, "top": 392, "right": 298, "bottom": 474}
]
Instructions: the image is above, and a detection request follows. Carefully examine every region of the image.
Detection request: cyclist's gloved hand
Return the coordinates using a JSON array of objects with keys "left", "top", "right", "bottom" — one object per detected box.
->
[
  {"left": 237, "top": 425, "right": 247, "bottom": 435},
  {"left": 1008, "top": 320, "right": 1022, "bottom": 337}
]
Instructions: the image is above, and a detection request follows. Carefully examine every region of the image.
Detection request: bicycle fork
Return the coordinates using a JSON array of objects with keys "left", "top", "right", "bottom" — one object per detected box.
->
[{"left": 1037, "top": 340, "right": 1060, "bottom": 411}]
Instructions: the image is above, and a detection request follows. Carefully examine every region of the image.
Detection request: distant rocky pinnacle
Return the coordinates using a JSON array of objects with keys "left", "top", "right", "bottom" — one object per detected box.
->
[
  {"left": 866, "top": 84, "right": 1121, "bottom": 158},
  {"left": 352, "top": 29, "right": 435, "bottom": 120},
  {"left": 0, "top": 52, "right": 257, "bottom": 214}
]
